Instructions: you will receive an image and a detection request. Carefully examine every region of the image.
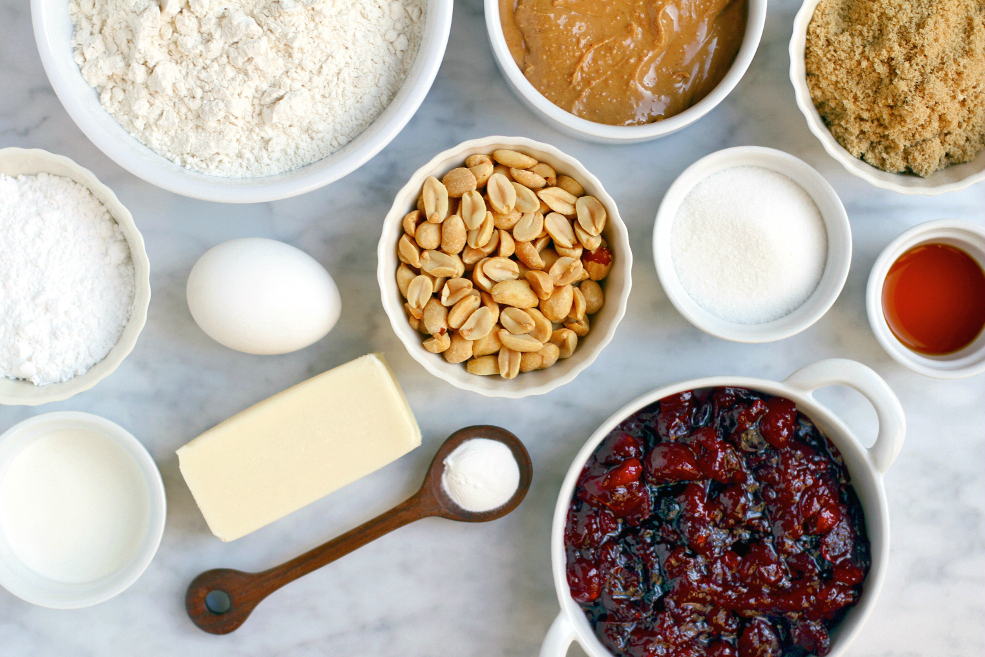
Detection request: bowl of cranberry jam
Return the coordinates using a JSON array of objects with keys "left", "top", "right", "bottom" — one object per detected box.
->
[{"left": 562, "top": 384, "right": 879, "bottom": 657}]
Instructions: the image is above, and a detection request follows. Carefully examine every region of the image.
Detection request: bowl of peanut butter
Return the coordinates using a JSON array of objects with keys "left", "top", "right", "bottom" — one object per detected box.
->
[{"left": 487, "top": 0, "right": 766, "bottom": 143}]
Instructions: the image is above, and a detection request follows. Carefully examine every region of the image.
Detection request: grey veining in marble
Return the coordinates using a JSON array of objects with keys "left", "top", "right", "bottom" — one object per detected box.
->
[{"left": 1, "top": 0, "right": 983, "bottom": 655}]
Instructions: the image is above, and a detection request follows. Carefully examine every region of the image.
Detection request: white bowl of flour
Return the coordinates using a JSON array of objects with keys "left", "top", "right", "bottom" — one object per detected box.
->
[
  {"left": 0, "top": 148, "right": 151, "bottom": 406},
  {"left": 32, "top": 0, "right": 453, "bottom": 203}
]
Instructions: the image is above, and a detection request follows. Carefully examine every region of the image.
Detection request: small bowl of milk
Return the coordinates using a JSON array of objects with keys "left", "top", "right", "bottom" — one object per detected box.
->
[{"left": 0, "top": 412, "right": 165, "bottom": 608}]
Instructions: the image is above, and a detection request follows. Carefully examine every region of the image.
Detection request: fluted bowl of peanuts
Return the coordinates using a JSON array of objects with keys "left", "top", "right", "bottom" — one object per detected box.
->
[{"left": 377, "top": 136, "right": 633, "bottom": 398}]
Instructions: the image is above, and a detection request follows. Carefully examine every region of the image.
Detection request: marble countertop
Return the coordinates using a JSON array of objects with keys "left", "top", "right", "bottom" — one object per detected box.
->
[{"left": 1, "top": 0, "right": 982, "bottom": 655}]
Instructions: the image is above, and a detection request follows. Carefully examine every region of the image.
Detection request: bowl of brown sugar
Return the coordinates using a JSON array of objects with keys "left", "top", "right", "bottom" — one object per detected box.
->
[
  {"left": 791, "top": 0, "right": 985, "bottom": 195},
  {"left": 486, "top": 0, "right": 767, "bottom": 144}
]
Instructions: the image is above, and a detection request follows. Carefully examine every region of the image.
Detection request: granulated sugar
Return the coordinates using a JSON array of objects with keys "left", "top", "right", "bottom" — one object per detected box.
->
[
  {"left": 0, "top": 173, "right": 135, "bottom": 385},
  {"left": 670, "top": 166, "right": 827, "bottom": 324}
]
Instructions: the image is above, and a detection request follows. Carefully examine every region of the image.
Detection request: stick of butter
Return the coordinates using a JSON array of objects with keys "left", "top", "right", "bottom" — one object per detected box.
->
[{"left": 177, "top": 353, "right": 421, "bottom": 542}]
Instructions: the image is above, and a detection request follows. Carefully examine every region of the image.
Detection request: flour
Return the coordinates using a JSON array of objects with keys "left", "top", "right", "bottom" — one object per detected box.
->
[
  {"left": 68, "top": 0, "right": 425, "bottom": 178},
  {"left": 0, "top": 173, "right": 135, "bottom": 386}
]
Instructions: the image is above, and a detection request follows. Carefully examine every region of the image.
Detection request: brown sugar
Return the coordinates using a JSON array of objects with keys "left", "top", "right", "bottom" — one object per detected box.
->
[{"left": 805, "top": 0, "right": 985, "bottom": 177}]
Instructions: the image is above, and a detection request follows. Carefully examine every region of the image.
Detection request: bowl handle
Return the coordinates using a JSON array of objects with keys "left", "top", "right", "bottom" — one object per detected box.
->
[
  {"left": 540, "top": 611, "right": 578, "bottom": 657},
  {"left": 783, "top": 358, "right": 906, "bottom": 474}
]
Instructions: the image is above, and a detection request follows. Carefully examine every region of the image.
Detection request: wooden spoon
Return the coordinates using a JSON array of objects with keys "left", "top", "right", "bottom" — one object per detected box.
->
[{"left": 185, "top": 425, "right": 532, "bottom": 634}]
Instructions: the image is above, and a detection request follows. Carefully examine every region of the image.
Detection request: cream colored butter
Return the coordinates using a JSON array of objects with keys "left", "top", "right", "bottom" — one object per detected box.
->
[{"left": 177, "top": 353, "right": 421, "bottom": 542}]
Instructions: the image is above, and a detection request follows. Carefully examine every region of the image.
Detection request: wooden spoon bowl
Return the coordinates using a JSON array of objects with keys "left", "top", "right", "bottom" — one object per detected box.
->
[{"left": 185, "top": 425, "right": 531, "bottom": 634}]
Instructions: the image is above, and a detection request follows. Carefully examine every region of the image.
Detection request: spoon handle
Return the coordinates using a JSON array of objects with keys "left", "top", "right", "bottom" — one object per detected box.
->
[{"left": 186, "top": 490, "right": 439, "bottom": 634}]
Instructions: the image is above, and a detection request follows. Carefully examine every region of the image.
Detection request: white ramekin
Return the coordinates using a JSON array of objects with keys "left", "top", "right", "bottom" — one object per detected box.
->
[
  {"left": 377, "top": 136, "right": 633, "bottom": 398},
  {"left": 542, "top": 358, "right": 905, "bottom": 657},
  {"left": 0, "top": 412, "right": 167, "bottom": 608},
  {"left": 484, "top": 0, "right": 767, "bottom": 144},
  {"left": 866, "top": 219, "right": 985, "bottom": 379},
  {"left": 653, "top": 146, "right": 851, "bottom": 343},
  {"left": 0, "top": 148, "right": 151, "bottom": 406},
  {"left": 789, "top": 0, "right": 985, "bottom": 195},
  {"left": 31, "top": 0, "right": 453, "bottom": 203}
]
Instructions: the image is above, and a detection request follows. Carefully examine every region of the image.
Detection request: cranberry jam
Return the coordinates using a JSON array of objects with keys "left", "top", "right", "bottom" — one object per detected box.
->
[{"left": 564, "top": 388, "right": 870, "bottom": 657}]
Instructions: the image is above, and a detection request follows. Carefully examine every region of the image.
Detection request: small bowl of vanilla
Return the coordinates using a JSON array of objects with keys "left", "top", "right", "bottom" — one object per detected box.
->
[{"left": 653, "top": 146, "right": 851, "bottom": 343}]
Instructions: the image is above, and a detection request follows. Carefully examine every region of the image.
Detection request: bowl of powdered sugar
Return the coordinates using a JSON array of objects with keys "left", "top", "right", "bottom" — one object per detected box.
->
[
  {"left": 653, "top": 147, "right": 851, "bottom": 343},
  {"left": 31, "top": 0, "right": 453, "bottom": 203},
  {"left": 0, "top": 148, "right": 151, "bottom": 405}
]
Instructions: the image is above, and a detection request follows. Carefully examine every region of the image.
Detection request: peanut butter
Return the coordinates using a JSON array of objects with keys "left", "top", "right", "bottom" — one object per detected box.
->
[{"left": 500, "top": 0, "right": 748, "bottom": 126}]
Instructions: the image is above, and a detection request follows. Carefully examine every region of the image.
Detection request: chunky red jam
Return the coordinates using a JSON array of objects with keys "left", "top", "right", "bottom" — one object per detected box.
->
[{"left": 565, "top": 388, "right": 870, "bottom": 657}]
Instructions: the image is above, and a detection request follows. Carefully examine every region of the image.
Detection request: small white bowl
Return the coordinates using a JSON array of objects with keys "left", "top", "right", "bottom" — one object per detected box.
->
[
  {"left": 31, "top": 0, "right": 453, "bottom": 203},
  {"left": 0, "top": 412, "right": 166, "bottom": 608},
  {"left": 484, "top": 0, "right": 766, "bottom": 144},
  {"left": 653, "top": 146, "right": 851, "bottom": 343},
  {"left": 0, "top": 148, "right": 151, "bottom": 406},
  {"left": 541, "top": 358, "right": 905, "bottom": 657},
  {"left": 377, "top": 136, "right": 633, "bottom": 398},
  {"left": 790, "top": 0, "right": 985, "bottom": 195},
  {"left": 866, "top": 219, "right": 985, "bottom": 378}
]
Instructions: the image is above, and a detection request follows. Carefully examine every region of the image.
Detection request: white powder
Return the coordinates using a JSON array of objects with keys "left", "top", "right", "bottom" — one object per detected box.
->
[
  {"left": 0, "top": 173, "right": 135, "bottom": 386},
  {"left": 670, "top": 166, "right": 828, "bottom": 324},
  {"left": 441, "top": 439, "right": 520, "bottom": 513},
  {"left": 69, "top": 0, "right": 425, "bottom": 178}
]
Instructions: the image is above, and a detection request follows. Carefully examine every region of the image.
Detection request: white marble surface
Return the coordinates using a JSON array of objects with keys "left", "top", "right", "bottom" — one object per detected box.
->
[{"left": 1, "top": 0, "right": 983, "bottom": 655}]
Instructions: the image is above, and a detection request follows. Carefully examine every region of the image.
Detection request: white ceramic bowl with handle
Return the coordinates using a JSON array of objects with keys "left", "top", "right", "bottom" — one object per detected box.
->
[
  {"left": 866, "top": 219, "right": 985, "bottom": 378},
  {"left": 789, "top": 0, "right": 985, "bottom": 195},
  {"left": 0, "top": 412, "right": 166, "bottom": 608},
  {"left": 377, "top": 136, "right": 632, "bottom": 398},
  {"left": 484, "top": 0, "right": 767, "bottom": 144},
  {"left": 0, "top": 147, "right": 151, "bottom": 406},
  {"left": 542, "top": 358, "right": 905, "bottom": 657},
  {"left": 653, "top": 146, "right": 851, "bottom": 343},
  {"left": 31, "top": 0, "right": 453, "bottom": 203}
]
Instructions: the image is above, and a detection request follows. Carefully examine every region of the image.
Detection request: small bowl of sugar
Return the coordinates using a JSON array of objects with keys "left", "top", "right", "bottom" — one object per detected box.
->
[
  {"left": 653, "top": 146, "right": 851, "bottom": 343},
  {"left": 0, "top": 148, "right": 151, "bottom": 405}
]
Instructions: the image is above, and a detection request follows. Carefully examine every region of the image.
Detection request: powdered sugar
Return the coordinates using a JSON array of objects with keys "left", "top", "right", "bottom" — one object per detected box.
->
[
  {"left": 671, "top": 166, "right": 827, "bottom": 324},
  {"left": 69, "top": 0, "right": 425, "bottom": 178},
  {"left": 0, "top": 173, "right": 135, "bottom": 385}
]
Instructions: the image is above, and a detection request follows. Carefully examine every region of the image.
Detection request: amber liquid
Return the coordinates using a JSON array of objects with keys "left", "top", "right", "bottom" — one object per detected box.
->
[{"left": 882, "top": 243, "right": 985, "bottom": 355}]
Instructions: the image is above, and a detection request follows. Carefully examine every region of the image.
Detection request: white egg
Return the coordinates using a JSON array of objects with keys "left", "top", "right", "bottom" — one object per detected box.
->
[{"left": 186, "top": 238, "right": 341, "bottom": 355}]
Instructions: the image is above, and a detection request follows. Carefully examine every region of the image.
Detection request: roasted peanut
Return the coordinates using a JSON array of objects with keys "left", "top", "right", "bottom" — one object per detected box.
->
[
  {"left": 422, "top": 298, "right": 448, "bottom": 335},
  {"left": 459, "top": 306, "right": 496, "bottom": 340},
  {"left": 415, "top": 221, "right": 441, "bottom": 250},
  {"left": 491, "top": 279, "right": 539, "bottom": 308},
  {"left": 575, "top": 195, "right": 606, "bottom": 236},
  {"left": 512, "top": 182, "right": 540, "bottom": 214},
  {"left": 538, "top": 186, "right": 577, "bottom": 215},
  {"left": 479, "top": 291, "right": 501, "bottom": 325},
  {"left": 407, "top": 275, "right": 433, "bottom": 315},
  {"left": 513, "top": 211, "right": 544, "bottom": 243},
  {"left": 473, "top": 329, "right": 503, "bottom": 356},
  {"left": 556, "top": 175, "right": 584, "bottom": 198},
  {"left": 423, "top": 332, "right": 451, "bottom": 354},
  {"left": 462, "top": 245, "right": 485, "bottom": 266},
  {"left": 492, "top": 149, "right": 538, "bottom": 169},
  {"left": 492, "top": 207, "right": 522, "bottom": 230},
  {"left": 442, "top": 167, "right": 477, "bottom": 198},
  {"left": 569, "top": 286, "right": 587, "bottom": 322},
  {"left": 466, "top": 355, "right": 499, "bottom": 375},
  {"left": 526, "top": 269, "right": 554, "bottom": 301},
  {"left": 441, "top": 215, "right": 467, "bottom": 254},
  {"left": 510, "top": 167, "right": 546, "bottom": 189},
  {"left": 498, "top": 330, "right": 543, "bottom": 352},
  {"left": 584, "top": 243, "right": 613, "bottom": 280},
  {"left": 501, "top": 307, "right": 535, "bottom": 335},
  {"left": 544, "top": 213, "right": 577, "bottom": 249},
  {"left": 550, "top": 257, "right": 584, "bottom": 286},
  {"left": 405, "top": 301, "right": 423, "bottom": 320},
  {"left": 574, "top": 221, "right": 602, "bottom": 251},
  {"left": 487, "top": 173, "right": 516, "bottom": 215},
  {"left": 465, "top": 154, "right": 493, "bottom": 168},
  {"left": 565, "top": 315, "right": 590, "bottom": 337},
  {"left": 539, "top": 246, "right": 560, "bottom": 271},
  {"left": 469, "top": 161, "right": 493, "bottom": 188},
  {"left": 551, "top": 328, "right": 578, "bottom": 358},
  {"left": 527, "top": 307, "right": 553, "bottom": 343},
  {"left": 483, "top": 257, "right": 520, "bottom": 282},
  {"left": 529, "top": 162, "right": 556, "bottom": 186},
  {"left": 498, "top": 347, "right": 521, "bottom": 379},
  {"left": 441, "top": 277, "right": 473, "bottom": 306},
  {"left": 443, "top": 333, "right": 473, "bottom": 364},
  {"left": 580, "top": 280, "right": 604, "bottom": 314},
  {"left": 514, "top": 240, "right": 546, "bottom": 270},
  {"left": 519, "top": 351, "right": 543, "bottom": 373},
  {"left": 423, "top": 176, "right": 449, "bottom": 223},
  {"left": 396, "top": 264, "right": 416, "bottom": 298},
  {"left": 460, "top": 190, "right": 486, "bottom": 230},
  {"left": 554, "top": 243, "right": 584, "bottom": 260},
  {"left": 498, "top": 229, "right": 516, "bottom": 258},
  {"left": 540, "top": 283, "right": 573, "bottom": 322},
  {"left": 477, "top": 226, "right": 501, "bottom": 255},
  {"left": 448, "top": 292, "right": 481, "bottom": 329},
  {"left": 398, "top": 234, "right": 421, "bottom": 268},
  {"left": 467, "top": 211, "right": 495, "bottom": 249},
  {"left": 403, "top": 210, "right": 423, "bottom": 236},
  {"left": 420, "top": 250, "right": 463, "bottom": 278},
  {"left": 472, "top": 258, "right": 494, "bottom": 292}
]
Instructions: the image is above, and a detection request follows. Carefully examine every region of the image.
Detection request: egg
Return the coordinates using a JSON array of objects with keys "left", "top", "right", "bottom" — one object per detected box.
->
[{"left": 186, "top": 238, "right": 341, "bottom": 355}]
